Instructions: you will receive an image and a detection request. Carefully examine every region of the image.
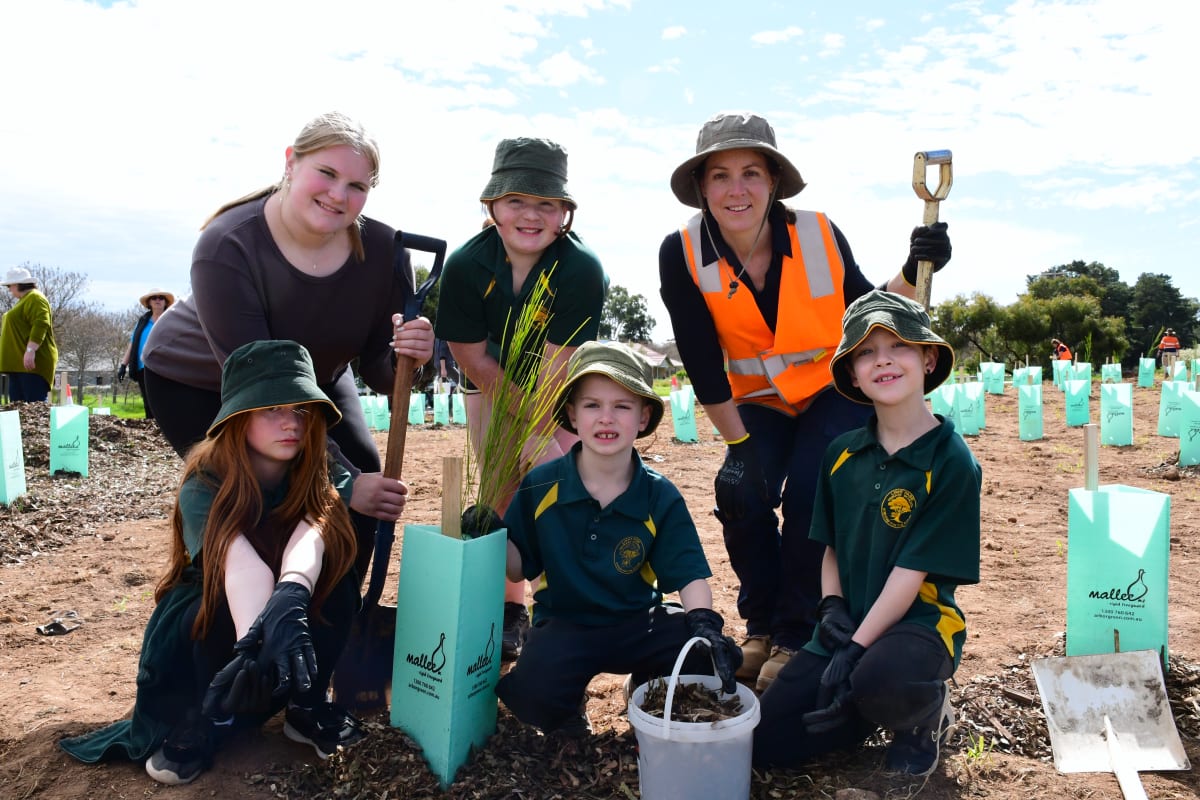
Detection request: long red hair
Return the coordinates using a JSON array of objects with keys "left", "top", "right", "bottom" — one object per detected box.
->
[{"left": 156, "top": 405, "right": 358, "bottom": 638}]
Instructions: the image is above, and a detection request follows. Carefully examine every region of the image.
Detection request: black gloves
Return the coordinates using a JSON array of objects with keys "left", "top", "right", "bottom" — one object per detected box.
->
[
  {"left": 117, "top": 364, "right": 127, "bottom": 382},
  {"left": 802, "top": 641, "right": 865, "bottom": 734},
  {"left": 714, "top": 436, "right": 771, "bottom": 523},
  {"left": 246, "top": 581, "right": 317, "bottom": 695},
  {"left": 685, "top": 608, "right": 743, "bottom": 695},
  {"left": 901, "top": 222, "right": 951, "bottom": 285},
  {"left": 461, "top": 504, "right": 503, "bottom": 538},
  {"left": 202, "top": 643, "right": 272, "bottom": 718},
  {"left": 815, "top": 595, "right": 855, "bottom": 652}
]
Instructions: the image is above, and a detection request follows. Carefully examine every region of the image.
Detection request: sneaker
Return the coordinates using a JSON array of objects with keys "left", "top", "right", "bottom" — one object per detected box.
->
[
  {"left": 754, "top": 645, "right": 798, "bottom": 694},
  {"left": 734, "top": 635, "right": 771, "bottom": 683},
  {"left": 885, "top": 684, "right": 957, "bottom": 777},
  {"left": 283, "top": 702, "right": 366, "bottom": 760},
  {"left": 145, "top": 712, "right": 214, "bottom": 786},
  {"left": 502, "top": 602, "right": 530, "bottom": 661}
]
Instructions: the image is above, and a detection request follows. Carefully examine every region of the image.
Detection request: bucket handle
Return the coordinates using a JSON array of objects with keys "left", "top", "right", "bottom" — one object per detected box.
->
[{"left": 659, "top": 635, "right": 719, "bottom": 741}]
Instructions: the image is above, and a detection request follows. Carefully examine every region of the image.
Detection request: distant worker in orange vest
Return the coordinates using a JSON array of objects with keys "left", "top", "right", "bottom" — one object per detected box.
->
[
  {"left": 1050, "top": 338, "right": 1072, "bottom": 361},
  {"left": 1157, "top": 328, "right": 1181, "bottom": 372}
]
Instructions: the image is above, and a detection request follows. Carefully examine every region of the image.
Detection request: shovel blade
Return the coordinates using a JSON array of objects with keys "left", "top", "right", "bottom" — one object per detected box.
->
[
  {"left": 332, "top": 603, "right": 397, "bottom": 711},
  {"left": 1031, "top": 650, "right": 1189, "bottom": 773}
]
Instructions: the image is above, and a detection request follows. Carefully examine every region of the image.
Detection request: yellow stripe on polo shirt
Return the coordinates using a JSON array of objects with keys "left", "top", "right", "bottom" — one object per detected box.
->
[
  {"left": 925, "top": 470, "right": 932, "bottom": 494},
  {"left": 918, "top": 580, "right": 964, "bottom": 657},
  {"left": 639, "top": 515, "right": 659, "bottom": 587},
  {"left": 533, "top": 483, "right": 559, "bottom": 520},
  {"left": 830, "top": 448, "right": 854, "bottom": 476}
]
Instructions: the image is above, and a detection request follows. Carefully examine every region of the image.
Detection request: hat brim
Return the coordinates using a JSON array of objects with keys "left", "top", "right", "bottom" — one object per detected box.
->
[
  {"left": 830, "top": 323, "right": 955, "bottom": 405},
  {"left": 206, "top": 389, "right": 341, "bottom": 438},
  {"left": 480, "top": 181, "right": 576, "bottom": 210},
  {"left": 554, "top": 367, "right": 665, "bottom": 438},
  {"left": 139, "top": 291, "right": 176, "bottom": 309},
  {"left": 670, "top": 140, "right": 805, "bottom": 208}
]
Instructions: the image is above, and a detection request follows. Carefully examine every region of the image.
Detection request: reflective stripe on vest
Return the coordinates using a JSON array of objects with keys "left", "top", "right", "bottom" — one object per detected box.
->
[{"left": 680, "top": 210, "right": 846, "bottom": 413}]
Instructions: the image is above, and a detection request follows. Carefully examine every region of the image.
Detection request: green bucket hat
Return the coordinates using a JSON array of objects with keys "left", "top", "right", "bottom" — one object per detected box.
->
[
  {"left": 479, "top": 137, "right": 576, "bottom": 209},
  {"left": 670, "top": 112, "right": 806, "bottom": 208},
  {"left": 830, "top": 290, "right": 955, "bottom": 406},
  {"left": 555, "top": 341, "right": 665, "bottom": 438},
  {"left": 207, "top": 340, "right": 341, "bottom": 436}
]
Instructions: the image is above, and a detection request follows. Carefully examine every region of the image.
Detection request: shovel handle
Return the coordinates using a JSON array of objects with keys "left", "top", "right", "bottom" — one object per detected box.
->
[
  {"left": 912, "top": 150, "right": 953, "bottom": 310},
  {"left": 383, "top": 355, "right": 416, "bottom": 480}
]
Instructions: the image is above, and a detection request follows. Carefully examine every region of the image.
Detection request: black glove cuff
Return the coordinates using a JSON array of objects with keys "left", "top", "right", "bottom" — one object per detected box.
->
[
  {"left": 685, "top": 607, "right": 724, "bottom": 631},
  {"left": 818, "top": 595, "right": 849, "bottom": 616},
  {"left": 901, "top": 256, "right": 919, "bottom": 286},
  {"left": 273, "top": 579, "right": 312, "bottom": 604}
]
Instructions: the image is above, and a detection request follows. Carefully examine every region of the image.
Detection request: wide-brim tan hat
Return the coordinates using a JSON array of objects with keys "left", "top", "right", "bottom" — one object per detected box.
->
[
  {"left": 830, "top": 290, "right": 955, "bottom": 405},
  {"left": 670, "top": 112, "right": 806, "bottom": 208},
  {"left": 207, "top": 340, "right": 341, "bottom": 437},
  {"left": 554, "top": 341, "right": 664, "bottom": 438},
  {"left": 139, "top": 289, "right": 176, "bottom": 309}
]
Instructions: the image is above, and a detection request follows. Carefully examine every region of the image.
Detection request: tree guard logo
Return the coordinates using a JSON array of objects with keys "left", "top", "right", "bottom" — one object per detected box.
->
[
  {"left": 613, "top": 536, "right": 645, "bottom": 574},
  {"left": 881, "top": 488, "right": 916, "bottom": 529},
  {"left": 1088, "top": 567, "right": 1150, "bottom": 604}
]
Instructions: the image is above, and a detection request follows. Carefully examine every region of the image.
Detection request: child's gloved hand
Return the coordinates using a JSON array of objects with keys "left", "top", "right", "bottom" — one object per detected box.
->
[
  {"left": 815, "top": 595, "right": 855, "bottom": 652},
  {"left": 202, "top": 646, "right": 272, "bottom": 718},
  {"left": 684, "top": 608, "right": 743, "bottom": 694},
  {"left": 802, "top": 641, "right": 865, "bottom": 734},
  {"left": 245, "top": 580, "right": 317, "bottom": 699}
]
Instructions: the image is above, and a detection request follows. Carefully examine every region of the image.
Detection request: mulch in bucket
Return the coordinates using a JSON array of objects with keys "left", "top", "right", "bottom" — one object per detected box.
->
[{"left": 627, "top": 636, "right": 761, "bottom": 800}]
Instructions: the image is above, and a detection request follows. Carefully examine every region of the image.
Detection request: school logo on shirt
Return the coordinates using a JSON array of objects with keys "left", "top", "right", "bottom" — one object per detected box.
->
[
  {"left": 613, "top": 536, "right": 646, "bottom": 574},
  {"left": 881, "top": 488, "right": 916, "bottom": 529}
]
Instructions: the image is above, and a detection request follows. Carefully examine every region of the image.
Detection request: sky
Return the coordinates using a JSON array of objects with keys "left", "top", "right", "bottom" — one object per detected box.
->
[{"left": 2, "top": 0, "right": 1197, "bottom": 342}]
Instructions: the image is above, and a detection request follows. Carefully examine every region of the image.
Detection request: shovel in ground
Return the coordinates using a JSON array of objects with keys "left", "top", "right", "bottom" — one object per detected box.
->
[
  {"left": 910, "top": 149, "right": 952, "bottom": 311},
  {"left": 332, "top": 230, "right": 446, "bottom": 711},
  {"left": 1030, "top": 424, "right": 1189, "bottom": 798}
]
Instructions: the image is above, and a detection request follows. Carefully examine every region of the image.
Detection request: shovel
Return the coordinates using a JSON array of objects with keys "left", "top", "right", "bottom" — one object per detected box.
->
[
  {"left": 1030, "top": 424, "right": 1189, "bottom": 797},
  {"left": 332, "top": 230, "right": 446, "bottom": 711},
  {"left": 910, "top": 149, "right": 952, "bottom": 310}
]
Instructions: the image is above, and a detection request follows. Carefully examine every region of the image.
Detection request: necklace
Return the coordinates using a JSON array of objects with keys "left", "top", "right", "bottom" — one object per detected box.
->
[
  {"left": 274, "top": 193, "right": 334, "bottom": 273},
  {"left": 702, "top": 213, "right": 767, "bottom": 299}
]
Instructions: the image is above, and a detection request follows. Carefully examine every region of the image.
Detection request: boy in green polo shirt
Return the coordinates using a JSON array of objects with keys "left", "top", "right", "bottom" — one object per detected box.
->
[
  {"left": 753, "top": 290, "right": 981, "bottom": 776},
  {"left": 494, "top": 340, "right": 742, "bottom": 735}
]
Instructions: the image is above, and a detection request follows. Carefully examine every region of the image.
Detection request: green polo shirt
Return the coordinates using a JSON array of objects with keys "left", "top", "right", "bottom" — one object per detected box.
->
[
  {"left": 505, "top": 443, "right": 712, "bottom": 627},
  {"left": 433, "top": 227, "right": 607, "bottom": 375},
  {"left": 806, "top": 416, "right": 981, "bottom": 667}
]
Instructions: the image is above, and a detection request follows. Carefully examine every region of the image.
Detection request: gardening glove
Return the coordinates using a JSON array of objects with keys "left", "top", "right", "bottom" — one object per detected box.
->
[
  {"left": 117, "top": 364, "right": 127, "bottom": 382},
  {"left": 202, "top": 645, "right": 273, "bottom": 718},
  {"left": 460, "top": 504, "right": 503, "bottom": 538},
  {"left": 685, "top": 608, "right": 743, "bottom": 695},
  {"left": 901, "top": 222, "right": 951, "bottom": 285},
  {"left": 803, "top": 641, "right": 866, "bottom": 734},
  {"left": 244, "top": 580, "right": 318, "bottom": 699},
  {"left": 713, "top": 436, "right": 771, "bottom": 524},
  {"left": 815, "top": 595, "right": 856, "bottom": 653}
]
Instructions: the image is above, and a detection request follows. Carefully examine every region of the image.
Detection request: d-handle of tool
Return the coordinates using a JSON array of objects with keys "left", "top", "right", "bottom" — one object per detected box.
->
[{"left": 911, "top": 149, "right": 953, "bottom": 310}]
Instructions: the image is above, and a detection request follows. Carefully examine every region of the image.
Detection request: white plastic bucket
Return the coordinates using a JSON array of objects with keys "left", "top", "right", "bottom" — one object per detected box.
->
[{"left": 627, "top": 636, "right": 761, "bottom": 800}]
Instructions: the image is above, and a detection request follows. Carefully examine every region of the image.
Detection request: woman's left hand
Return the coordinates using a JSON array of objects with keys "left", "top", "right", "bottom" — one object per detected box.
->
[
  {"left": 350, "top": 473, "right": 408, "bottom": 522},
  {"left": 391, "top": 314, "right": 434, "bottom": 364}
]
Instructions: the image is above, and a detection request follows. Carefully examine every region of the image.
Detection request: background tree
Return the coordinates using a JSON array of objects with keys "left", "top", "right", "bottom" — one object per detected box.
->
[
  {"left": 598, "top": 285, "right": 654, "bottom": 342},
  {"left": 56, "top": 305, "right": 138, "bottom": 392},
  {"left": 1128, "top": 273, "right": 1199, "bottom": 358}
]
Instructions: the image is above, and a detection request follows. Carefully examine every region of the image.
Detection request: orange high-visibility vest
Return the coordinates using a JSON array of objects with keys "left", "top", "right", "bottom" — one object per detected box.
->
[
  {"left": 679, "top": 211, "right": 846, "bottom": 415},
  {"left": 1056, "top": 344, "right": 1072, "bottom": 361},
  {"left": 1160, "top": 335, "right": 1180, "bottom": 352}
]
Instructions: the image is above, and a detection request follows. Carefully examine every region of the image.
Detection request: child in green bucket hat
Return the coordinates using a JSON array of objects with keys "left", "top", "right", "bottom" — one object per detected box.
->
[
  {"left": 753, "top": 291, "right": 981, "bottom": 777},
  {"left": 61, "top": 340, "right": 375, "bottom": 784},
  {"left": 436, "top": 136, "right": 608, "bottom": 660},
  {"left": 492, "top": 340, "right": 742, "bottom": 735}
]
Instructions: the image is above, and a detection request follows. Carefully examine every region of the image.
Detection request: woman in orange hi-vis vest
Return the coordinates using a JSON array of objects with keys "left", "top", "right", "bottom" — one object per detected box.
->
[
  {"left": 658, "top": 112, "right": 953, "bottom": 693},
  {"left": 1051, "top": 338, "right": 1072, "bottom": 361}
]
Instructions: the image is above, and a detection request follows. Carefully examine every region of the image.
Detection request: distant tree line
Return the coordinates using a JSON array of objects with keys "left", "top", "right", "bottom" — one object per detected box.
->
[{"left": 933, "top": 261, "right": 1198, "bottom": 370}]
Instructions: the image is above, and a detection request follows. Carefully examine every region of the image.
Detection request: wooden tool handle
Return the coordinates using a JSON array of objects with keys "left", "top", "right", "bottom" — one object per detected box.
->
[
  {"left": 383, "top": 354, "right": 416, "bottom": 480},
  {"left": 912, "top": 150, "right": 954, "bottom": 311}
]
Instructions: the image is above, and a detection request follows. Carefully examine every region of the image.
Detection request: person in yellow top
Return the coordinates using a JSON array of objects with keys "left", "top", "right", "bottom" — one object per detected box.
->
[{"left": 1, "top": 267, "right": 59, "bottom": 403}]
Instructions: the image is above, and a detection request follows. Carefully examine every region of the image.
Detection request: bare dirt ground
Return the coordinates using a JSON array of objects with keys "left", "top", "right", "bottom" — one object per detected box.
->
[{"left": 2, "top": 378, "right": 1199, "bottom": 800}]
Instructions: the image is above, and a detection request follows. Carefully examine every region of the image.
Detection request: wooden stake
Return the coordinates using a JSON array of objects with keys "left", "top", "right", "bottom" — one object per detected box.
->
[
  {"left": 1084, "top": 423, "right": 1099, "bottom": 491},
  {"left": 441, "top": 456, "right": 463, "bottom": 538}
]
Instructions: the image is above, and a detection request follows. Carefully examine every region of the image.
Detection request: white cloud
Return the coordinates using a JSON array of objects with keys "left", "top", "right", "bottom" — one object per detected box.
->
[
  {"left": 662, "top": 25, "right": 687, "bottom": 40},
  {"left": 751, "top": 26, "right": 804, "bottom": 46}
]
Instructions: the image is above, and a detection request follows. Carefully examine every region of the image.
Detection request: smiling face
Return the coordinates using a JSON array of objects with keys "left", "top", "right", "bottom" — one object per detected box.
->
[
  {"left": 848, "top": 327, "right": 939, "bottom": 407},
  {"left": 490, "top": 193, "right": 567, "bottom": 268},
  {"left": 565, "top": 374, "right": 651, "bottom": 456},
  {"left": 699, "top": 148, "right": 775, "bottom": 238},
  {"left": 282, "top": 144, "right": 373, "bottom": 239}
]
